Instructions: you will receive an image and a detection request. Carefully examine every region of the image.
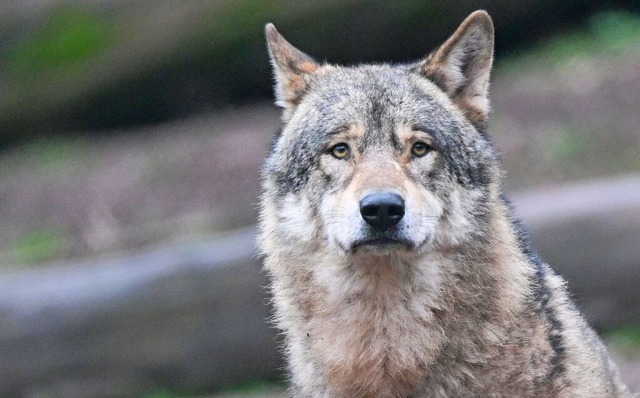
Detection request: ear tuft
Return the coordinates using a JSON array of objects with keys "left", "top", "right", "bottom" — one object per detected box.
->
[
  {"left": 265, "top": 24, "right": 319, "bottom": 118},
  {"left": 421, "top": 10, "right": 494, "bottom": 127}
]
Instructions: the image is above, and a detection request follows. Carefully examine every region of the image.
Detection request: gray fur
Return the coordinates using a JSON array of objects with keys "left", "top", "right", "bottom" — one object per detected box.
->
[{"left": 259, "top": 11, "right": 630, "bottom": 397}]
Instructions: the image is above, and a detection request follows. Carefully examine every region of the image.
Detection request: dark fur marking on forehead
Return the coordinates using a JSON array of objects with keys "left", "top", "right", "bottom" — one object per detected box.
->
[
  {"left": 361, "top": 84, "right": 400, "bottom": 148},
  {"left": 370, "top": 95, "right": 385, "bottom": 132}
]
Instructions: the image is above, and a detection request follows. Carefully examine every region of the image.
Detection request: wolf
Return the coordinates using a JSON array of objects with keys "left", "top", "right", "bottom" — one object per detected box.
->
[{"left": 258, "top": 10, "right": 631, "bottom": 397}]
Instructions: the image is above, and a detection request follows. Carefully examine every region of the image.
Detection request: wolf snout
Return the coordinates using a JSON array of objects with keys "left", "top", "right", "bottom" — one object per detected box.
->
[{"left": 359, "top": 192, "right": 405, "bottom": 231}]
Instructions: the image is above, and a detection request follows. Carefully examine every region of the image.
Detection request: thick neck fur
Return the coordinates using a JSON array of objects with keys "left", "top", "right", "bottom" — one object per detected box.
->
[{"left": 264, "top": 202, "right": 538, "bottom": 397}]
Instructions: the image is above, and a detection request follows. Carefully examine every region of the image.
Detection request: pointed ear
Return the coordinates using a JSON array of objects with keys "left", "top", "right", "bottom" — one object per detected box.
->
[
  {"left": 265, "top": 23, "right": 319, "bottom": 116},
  {"left": 421, "top": 10, "right": 494, "bottom": 127}
]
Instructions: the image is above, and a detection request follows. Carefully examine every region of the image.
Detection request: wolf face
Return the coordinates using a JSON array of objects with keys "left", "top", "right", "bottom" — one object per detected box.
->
[{"left": 261, "top": 11, "right": 500, "bottom": 260}]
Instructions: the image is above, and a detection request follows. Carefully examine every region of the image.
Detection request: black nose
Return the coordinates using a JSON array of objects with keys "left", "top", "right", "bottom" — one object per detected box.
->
[{"left": 360, "top": 192, "right": 405, "bottom": 231}]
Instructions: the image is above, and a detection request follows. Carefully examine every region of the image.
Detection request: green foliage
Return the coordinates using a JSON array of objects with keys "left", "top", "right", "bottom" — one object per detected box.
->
[
  {"left": 548, "top": 127, "right": 590, "bottom": 161},
  {"left": 214, "top": 1, "right": 271, "bottom": 45},
  {"left": 13, "top": 228, "right": 63, "bottom": 264},
  {"left": 138, "top": 390, "right": 205, "bottom": 398},
  {"left": 25, "top": 137, "right": 84, "bottom": 169},
  {"left": 6, "top": 5, "right": 116, "bottom": 84},
  {"left": 502, "top": 10, "right": 640, "bottom": 71},
  {"left": 139, "top": 392, "right": 183, "bottom": 398},
  {"left": 218, "top": 379, "right": 279, "bottom": 394},
  {"left": 589, "top": 11, "right": 640, "bottom": 50},
  {"left": 605, "top": 325, "right": 640, "bottom": 351}
]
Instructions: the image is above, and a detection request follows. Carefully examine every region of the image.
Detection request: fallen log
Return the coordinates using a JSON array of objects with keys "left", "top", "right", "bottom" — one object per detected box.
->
[{"left": 0, "top": 229, "right": 279, "bottom": 397}]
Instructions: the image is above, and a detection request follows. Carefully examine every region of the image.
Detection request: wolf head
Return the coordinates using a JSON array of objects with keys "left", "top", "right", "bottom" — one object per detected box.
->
[{"left": 261, "top": 11, "right": 502, "bottom": 259}]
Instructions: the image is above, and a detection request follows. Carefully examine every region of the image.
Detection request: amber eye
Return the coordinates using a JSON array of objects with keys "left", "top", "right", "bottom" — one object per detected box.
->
[
  {"left": 330, "top": 143, "right": 350, "bottom": 159},
  {"left": 411, "top": 142, "right": 431, "bottom": 157}
]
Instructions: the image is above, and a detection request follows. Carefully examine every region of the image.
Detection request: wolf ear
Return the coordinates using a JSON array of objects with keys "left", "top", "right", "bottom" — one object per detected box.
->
[
  {"left": 421, "top": 10, "right": 494, "bottom": 127},
  {"left": 265, "top": 23, "right": 319, "bottom": 117}
]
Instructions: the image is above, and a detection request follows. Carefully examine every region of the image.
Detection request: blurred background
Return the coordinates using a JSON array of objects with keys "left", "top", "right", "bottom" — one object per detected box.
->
[{"left": 0, "top": 0, "right": 639, "bottom": 397}]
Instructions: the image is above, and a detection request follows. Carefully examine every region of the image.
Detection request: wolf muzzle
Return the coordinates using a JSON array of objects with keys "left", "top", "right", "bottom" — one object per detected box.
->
[{"left": 359, "top": 192, "right": 405, "bottom": 231}]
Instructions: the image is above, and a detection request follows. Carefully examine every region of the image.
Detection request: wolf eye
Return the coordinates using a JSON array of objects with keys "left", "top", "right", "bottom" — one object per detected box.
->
[
  {"left": 329, "top": 143, "right": 350, "bottom": 159},
  {"left": 411, "top": 142, "right": 432, "bottom": 157}
]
